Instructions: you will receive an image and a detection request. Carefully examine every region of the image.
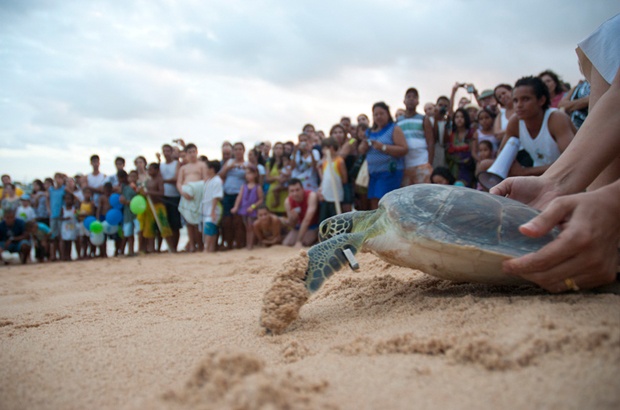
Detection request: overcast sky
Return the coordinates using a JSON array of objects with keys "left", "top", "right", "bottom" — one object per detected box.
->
[{"left": 2, "top": 0, "right": 619, "bottom": 182}]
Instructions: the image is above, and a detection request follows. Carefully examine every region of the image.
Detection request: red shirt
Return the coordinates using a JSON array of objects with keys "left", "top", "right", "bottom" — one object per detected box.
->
[{"left": 287, "top": 190, "right": 318, "bottom": 229}]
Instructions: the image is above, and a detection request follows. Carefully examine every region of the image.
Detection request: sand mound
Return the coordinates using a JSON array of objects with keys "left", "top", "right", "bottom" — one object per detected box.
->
[
  {"left": 259, "top": 251, "right": 310, "bottom": 334},
  {"left": 161, "top": 350, "right": 333, "bottom": 410}
]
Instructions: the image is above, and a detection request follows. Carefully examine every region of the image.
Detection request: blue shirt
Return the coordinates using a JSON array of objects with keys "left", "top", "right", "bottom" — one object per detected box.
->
[
  {"left": 0, "top": 218, "right": 26, "bottom": 241},
  {"left": 48, "top": 185, "right": 65, "bottom": 219},
  {"left": 366, "top": 123, "right": 404, "bottom": 173}
]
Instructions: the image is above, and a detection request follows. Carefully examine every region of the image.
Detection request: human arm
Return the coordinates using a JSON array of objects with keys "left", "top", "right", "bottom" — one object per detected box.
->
[
  {"left": 247, "top": 186, "right": 264, "bottom": 214},
  {"left": 368, "top": 126, "right": 408, "bottom": 158},
  {"left": 338, "top": 158, "right": 348, "bottom": 184},
  {"left": 502, "top": 178, "right": 620, "bottom": 292},
  {"left": 448, "top": 82, "right": 459, "bottom": 117},
  {"left": 470, "top": 130, "right": 480, "bottom": 162},
  {"left": 423, "top": 116, "right": 435, "bottom": 164},
  {"left": 230, "top": 186, "right": 243, "bottom": 214},
  {"left": 294, "top": 192, "right": 318, "bottom": 248},
  {"left": 558, "top": 84, "right": 590, "bottom": 114},
  {"left": 176, "top": 168, "right": 192, "bottom": 200}
]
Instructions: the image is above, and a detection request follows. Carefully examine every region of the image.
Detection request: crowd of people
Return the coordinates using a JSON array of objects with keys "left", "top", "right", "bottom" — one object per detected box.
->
[
  {"left": 2, "top": 14, "right": 619, "bottom": 296},
  {"left": 0, "top": 67, "right": 590, "bottom": 265}
]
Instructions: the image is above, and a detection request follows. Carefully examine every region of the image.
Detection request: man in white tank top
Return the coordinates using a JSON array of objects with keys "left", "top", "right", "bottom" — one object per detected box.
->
[{"left": 500, "top": 76, "right": 575, "bottom": 177}]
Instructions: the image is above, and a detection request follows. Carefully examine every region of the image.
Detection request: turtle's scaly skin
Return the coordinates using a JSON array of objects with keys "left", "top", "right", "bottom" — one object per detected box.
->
[{"left": 306, "top": 184, "right": 559, "bottom": 292}]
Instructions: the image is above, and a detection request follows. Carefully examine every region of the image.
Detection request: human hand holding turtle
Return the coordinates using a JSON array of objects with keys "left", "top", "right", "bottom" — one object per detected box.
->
[
  {"left": 502, "top": 180, "right": 620, "bottom": 292},
  {"left": 491, "top": 175, "right": 562, "bottom": 210}
]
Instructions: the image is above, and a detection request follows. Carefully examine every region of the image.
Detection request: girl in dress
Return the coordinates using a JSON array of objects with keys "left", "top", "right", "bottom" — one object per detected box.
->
[
  {"left": 446, "top": 108, "right": 476, "bottom": 187},
  {"left": 231, "top": 166, "right": 264, "bottom": 250}
]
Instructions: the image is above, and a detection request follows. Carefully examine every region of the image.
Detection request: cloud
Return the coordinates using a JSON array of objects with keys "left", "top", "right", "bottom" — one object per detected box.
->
[{"left": 1, "top": 0, "right": 620, "bottom": 181}]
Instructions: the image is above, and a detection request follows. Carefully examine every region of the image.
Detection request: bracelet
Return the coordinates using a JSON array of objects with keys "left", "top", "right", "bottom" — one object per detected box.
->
[{"left": 382, "top": 144, "right": 387, "bottom": 152}]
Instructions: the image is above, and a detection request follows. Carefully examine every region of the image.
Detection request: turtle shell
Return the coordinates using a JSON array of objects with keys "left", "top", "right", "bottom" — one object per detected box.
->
[{"left": 379, "top": 184, "right": 557, "bottom": 258}]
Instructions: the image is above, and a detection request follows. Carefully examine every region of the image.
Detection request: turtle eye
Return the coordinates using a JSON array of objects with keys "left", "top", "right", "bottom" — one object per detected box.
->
[{"left": 319, "top": 221, "right": 330, "bottom": 240}]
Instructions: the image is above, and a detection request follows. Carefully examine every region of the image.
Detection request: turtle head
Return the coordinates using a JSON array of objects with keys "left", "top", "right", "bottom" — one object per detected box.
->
[{"left": 318, "top": 210, "right": 377, "bottom": 242}]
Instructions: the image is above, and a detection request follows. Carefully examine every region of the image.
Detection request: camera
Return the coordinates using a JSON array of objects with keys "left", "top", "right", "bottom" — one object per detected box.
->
[
  {"left": 439, "top": 106, "right": 447, "bottom": 116},
  {"left": 466, "top": 85, "right": 475, "bottom": 93}
]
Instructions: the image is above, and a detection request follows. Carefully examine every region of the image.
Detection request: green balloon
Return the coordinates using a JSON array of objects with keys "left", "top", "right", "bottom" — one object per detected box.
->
[
  {"left": 130, "top": 195, "right": 147, "bottom": 215},
  {"left": 90, "top": 220, "right": 103, "bottom": 234}
]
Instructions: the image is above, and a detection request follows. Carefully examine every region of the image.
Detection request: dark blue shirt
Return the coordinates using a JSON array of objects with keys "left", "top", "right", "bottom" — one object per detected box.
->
[{"left": 0, "top": 218, "right": 26, "bottom": 242}]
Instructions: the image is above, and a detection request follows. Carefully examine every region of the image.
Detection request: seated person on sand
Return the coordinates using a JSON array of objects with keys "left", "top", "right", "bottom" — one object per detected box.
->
[
  {"left": 484, "top": 76, "right": 575, "bottom": 177},
  {"left": 0, "top": 209, "right": 31, "bottom": 264},
  {"left": 252, "top": 205, "right": 282, "bottom": 247},
  {"left": 282, "top": 178, "right": 319, "bottom": 248},
  {"left": 177, "top": 143, "right": 208, "bottom": 252}
]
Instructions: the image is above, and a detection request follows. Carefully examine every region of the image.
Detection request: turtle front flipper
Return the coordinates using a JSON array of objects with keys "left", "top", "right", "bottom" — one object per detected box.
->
[{"left": 306, "top": 232, "right": 366, "bottom": 292}]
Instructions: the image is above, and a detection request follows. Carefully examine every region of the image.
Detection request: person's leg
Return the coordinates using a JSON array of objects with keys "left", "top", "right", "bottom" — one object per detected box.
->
[
  {"left": 301, "top": 229, "right": 318, "bottom": 247},
  {"left": 19, "top": 241, "right": 31, "bottom": 264},
  {"left": 282, "top": 230, "right": 298, "bottom": 247},
  {"left": 233, "top": 215, "right": 246, "bottom": 249},
  {"left": 245, "top": 216, "right": 254, "bottom": 250}
]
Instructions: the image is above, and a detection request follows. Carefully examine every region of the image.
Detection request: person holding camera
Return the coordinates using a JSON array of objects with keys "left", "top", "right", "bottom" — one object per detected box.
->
[
  {"left": 290, "top": 133, "right": 320, "bottom": 192},
  {"left": 432, "top": 95, "right": 451, "bottom": 168}
]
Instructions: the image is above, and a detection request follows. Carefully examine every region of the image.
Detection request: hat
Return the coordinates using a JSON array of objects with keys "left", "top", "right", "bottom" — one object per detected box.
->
[
  {"left": 479, "top": 89, "right": 494, "bottom": 99},
  {"left": 464, "top": 103, "right": 480, "bottom": 111},
  {"left": 20, "top": 194, "right": 30, "bottom": 201}
]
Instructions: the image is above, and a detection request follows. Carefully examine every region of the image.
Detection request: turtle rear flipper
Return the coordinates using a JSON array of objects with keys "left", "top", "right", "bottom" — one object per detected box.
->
[{"left": 306, "top": 232, "right": 366, "bottom": 292}]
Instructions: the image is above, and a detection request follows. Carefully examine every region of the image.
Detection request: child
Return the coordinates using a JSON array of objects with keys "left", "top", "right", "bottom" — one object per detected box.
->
[
  {"left": 60, "top": 192, "right": 78, "bottom": 261},
  {"left": 177, "top": 143, "right": 208, "bottom": 252},
  {"left": 475, "top": 140, "right": 495, "bottom": 191},
  {"left": 231, "top": 165, "right": 263, "bottom": 250},
  {"left": 201, "top": 160, "right": 223, "bottom": 253},
  {"left": 142, "top": 163, "right": 173, "bottom": 253},
  {"left": 16, "top": 194, "right": 36, "bottom": 222},
  {"left": 77, "top": 187, "right": 95, "bottom": 259},
  {"left": 26, "top": 220, "right": 51, "bottom": 263},
  {"left": 475, "top": 108, "right": 499, "bottom": 156},
  {"left": 317, "top": 137, "right": 348, "bottom": 223},
  {"left": 118, "top": 170, "right": 137, "bottom": 257},
  {"left": 48, "top": 173, "right": 66, "bottom": 261},
  {"left": 96, "top": 182, "right": 115, "bottom": 258},
  {"left": 252, "top": 205, "right": 282, "bottom": 247}
]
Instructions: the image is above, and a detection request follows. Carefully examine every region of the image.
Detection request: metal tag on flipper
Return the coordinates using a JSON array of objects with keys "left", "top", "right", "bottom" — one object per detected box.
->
[{"left": 343, "top": 248, "right": 359, "bottom": 271}]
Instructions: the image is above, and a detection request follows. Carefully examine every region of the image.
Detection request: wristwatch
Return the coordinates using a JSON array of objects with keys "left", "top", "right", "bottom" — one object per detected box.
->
[{"left": 382, "top": 144, "right": 387, "bottom": 152}]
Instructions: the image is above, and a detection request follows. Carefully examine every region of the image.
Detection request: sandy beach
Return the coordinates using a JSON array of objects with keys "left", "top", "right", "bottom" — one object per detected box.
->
[{"left": 1, "top": 246, "right": 619, "bottom": 410}]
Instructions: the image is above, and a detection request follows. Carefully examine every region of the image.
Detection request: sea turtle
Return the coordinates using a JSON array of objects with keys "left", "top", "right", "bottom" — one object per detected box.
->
[{"left": 304, "top": 184, "right": 558, "bottom": 293}]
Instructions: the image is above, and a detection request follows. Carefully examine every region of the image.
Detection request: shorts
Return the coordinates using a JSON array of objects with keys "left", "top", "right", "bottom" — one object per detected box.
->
[
  {"left": 203, "top": 222, "right": 218, "bottom": 237},
  {"left": 142, "top": 202, "right": 172, "bottom": 239},
  {"left": 164, "top": 196, "right": 182, "bottom": 231},
  {"left": 123, "top": 220, "right": 137, "bottom": 237},
  {"left": 0, "top": 239, "right": 30, "bottom": 253},
  {"left": 368, "top": 170, "right": 404, "bottom": 200},
  {"left": 50, "top": 218, "right": 61, "bottom": 239}
]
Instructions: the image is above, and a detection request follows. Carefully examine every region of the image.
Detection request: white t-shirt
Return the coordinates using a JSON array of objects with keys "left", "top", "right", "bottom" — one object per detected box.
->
[
  {"left": 16, "top": 205, "right": 36, "bottom": 222},
  {"left": 160, "top": 160, "right": 180, "bottom": 197},
  {"left": 87, "top": 172, "right": 107, "bottom": 202},
  {"left": 202, "top": 176, "right": 223, "bottom": 224}
]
